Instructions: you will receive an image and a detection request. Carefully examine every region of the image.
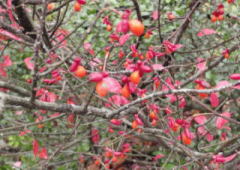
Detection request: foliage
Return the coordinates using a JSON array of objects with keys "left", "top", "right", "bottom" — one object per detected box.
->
[{"left": 0, "top": 0, "right": 240, "bottom": 169}]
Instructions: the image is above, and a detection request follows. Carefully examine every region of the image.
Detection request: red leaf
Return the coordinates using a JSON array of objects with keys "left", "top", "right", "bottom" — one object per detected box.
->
[
  {"left": 152, "top": 154, "right": 164, "bottom": 161},
  {"left": 194, "top": 115, "right": 207, "bottom": 125},
  {"left": 69, "top": 57, "right": 81, "bottom": 72},
  {"left": 163, "top": 40, "right": 183, "bottom": 54},
  {"left": 102, "top": 77, "right": 121, "bottom": 93},
  {"left": 89, "top": 72, "right": 104, "bottom": 82},
  {"left": 197, "top": 28, "right": 216, "bottom": 37},
  {"left": 205, "top": 133, "right": 214, "bottom": 142},
  {"left": 215, "top": 112, "right": 231, "bottom": 129},
  {"left": 0, "top": 64, "right": 7, "bottom": 77},
  {"left": 32, "top": 140, "right": 39, "bottom": 157},
  {"left": 54, "top": 29, "right": 68, "bottom": 47},
  {"left": 116, "top": 19, "right": 129, "bottom": 34},
  {"left": 102, "top": 16, "right": 111, "bottom": 25},
  {"left": 134, "top": 114, "right": 144, "bottom": 126},
  {"left": 196, "top": 58, "right": 206, "bottom": 71},
  {"left": 216, "top": 80, "right": 230, "bottom": 88},
  {"left": 38, "top": 147, "right": 48, "bottom": 159},
  {"left": 19, "top": 129, "right": 31, "bottom": 136},
  {"left": 3, "top": 55, "right": 12, "bottom": 67},
  {"left": 121, "top": 10, "right": 131, "bottom": 20},
  {"left": 179, "top": 96, "right": 186, "bottom": 108},
  {"left": 119, "top": 33, "right": 131, "bottom": 46},
  {"left": 7, "top": 0, "right": 18, "bottom": 28},
  {"left": 139, "top": 64, "right": 152, "bottom": 73},
  {"left": 210, "top": 93, "right": 219, "bottom": 107},
  {"left": 0, "top": 29, "right": 22, "bottom": 41},
  {"left": 91, "top": 128, "right": 100, "bottom": 144},
  {"left": 151, "top": 10, "right": 159, "bottom": 20},
  {"left": 110, "top": 119, "right": 122, "bottom": 126},
  {"left": 77, "top": 0, "right": 86, "bottom": 5},
  {"left": 24, "top": 57, "right": 34, "bottom": 70},
  {"left": 84, "top": 43, "right": 95, "bottom": 56},
  {"left": 195, "top": 79, "right": 210, "bottom": 88},
  {"left": 223, "top": 153, "right": 237, "bottom": 162},
  {"left": 152, "top": 64, "right": 165, "bottom": 71},
  {"left": 108, "top": 95, "right": 129, "bottom": 106},
  {"left": 89, "top": 58, "right": 102, "bottom": 67},
  {"left": 213, "top": 153, "right": 236, "bottom": 163},
  {"left": 229, "top": 73, "right": 240, "bottom": 80}
]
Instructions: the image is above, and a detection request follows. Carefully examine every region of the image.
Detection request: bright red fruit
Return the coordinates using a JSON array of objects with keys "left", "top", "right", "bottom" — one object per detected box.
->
[
  {"left": 74, "top": 2, "right": 81, "bottom": 12},
  {"left": 167, "top": 12, "right": 175, "bottom": 20},
  {"left": 74, "top": 66, "right": 86, "bottom": 78},
  {"left": 96, "top": 81, "right": 108, "bottom": 97},
  {"left": 129, "top": 19, "right": 144, "bottom": 36},
  {"left": 182, "top": 133, "right": 192, "bottom": 145},
  {"left": 106, "top": 25, "right": 112, "bottom": 31},
  {"left": 129, "top": 71, "right": 141, "bottom": 84},
  {"left": 121, "top": 84, "right": 131, "bottom": 98},
  {"left": 47, "top": 3, "right": 55, "bottom": 11}
]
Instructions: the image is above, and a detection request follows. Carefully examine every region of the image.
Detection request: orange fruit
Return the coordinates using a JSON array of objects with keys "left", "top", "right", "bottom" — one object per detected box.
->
[
  {"left": 129, "top": 19, "right": 144, "bottom": 36},
  {"left": 74, "top": 2, "right": 81, "bottom": 12},
  {"left": 47, "top": 3, "right": 55, "bottom": 11},
  {"left": 132, "top": 120, "right": 138, "bottom": 129},
  {"left": 218, "top": 15, "right": 224, "bottom": 21},
  {"left": 211, "top": 15, "right": 217, "bottom": 22},
  {"left": 182, "top": 133, "right": 192, "bottom": 145},
  {"left": 121, "top": 84, "right": 131, "bottom": 98},
  {"left": 144, "top": 32, "right": 151, "bottom": 39},
  {"left": 106, "top": 25, "right": 112, "bottom": 31},
  {"left": 74, "top": 65, "right": 86, "bottom": 78},
  {"left": 195, "top": 84, "right": 208, "bottom": 99},
  {"left": 96, "top": 81, "right": 108, "bottom": 97},
  {"left": 149, "top": 111, "right": 158, "bottom": 120},
  {"left": 167, "top": 13, "right": 175, "bottom": 20},
  {"left": 130, "top": 71, "right": 141, "bottom": 84}
]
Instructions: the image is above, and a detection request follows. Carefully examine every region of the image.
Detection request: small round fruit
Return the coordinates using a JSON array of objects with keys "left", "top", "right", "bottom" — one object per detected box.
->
[
  {"left": 96, "top": 81, "right": 108, "bottom": 97},
  {"left": 74, "top": 2, "right": 81, "bottom": 12},
  {"left": 167, "top": 12, "right": 175, "bottom": 20},
  {"left": 144, "top": 32, "right": 151, "bottom": 39},
  {"left": 182, "top": 133, "right": 192, "bottom": 145},
  {"left": 47, "top": 3, "right": 55, "bottom": 11},
  {"left": 130, "top": 71, "right": 141, "bottom": 84},
  {"left": 106, "top": 24, "right": 112, "bottom": 31},
  {"left": 121, "top": 84, "right": 131, "bottom": 98},
  {"left": 218, "top": 15, "right": 224, "bottom": 21},
  {"left": 211, "top": 15, "right": 217, "bottom": 22},
  {"left": 129, "top": 19, "right": 144, "bottom": 36},
  {"left": 74, "top": 65, "right": 86, "bottom": 78}
]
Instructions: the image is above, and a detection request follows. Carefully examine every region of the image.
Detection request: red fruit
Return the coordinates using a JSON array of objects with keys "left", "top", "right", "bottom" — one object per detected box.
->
[
  {"left": 167, "top": 12, "right": 175, "bottom": 20},
  {"left": 195, "top": 84, "right": 208, "bottom": 99},
  {"left": 47, "top": 3, "right": 55, "bottom": 11},
  {"left": 227, "top": 0, "right": 235, "bottom": 3},
  {"left": 121, "top": 84, "right": 131, "bottom": 98},
  {"left": 96, "top": 81, "right": 108, "bottom": 97},
  {"left": 74, "top": 66, "right": 86, "bottom": 78},
  {"left": 218, "top": 15, "right": 224, "bottom": 21},
  {"left": 106, "top": 25, "right": 112, "bottom": 31},
  {"left": 132, "top": 120, "right": 138, "bottom": 129},
  {"left": 149, "top": 111, "right": 158, "bottom": 120},
  {"left": 130, "top": 71, "right": 141, "bottom": 84},
  {"left": 182, "top": 133, "right": 192, "bottom": 145},
  {"left": 129, "top": 19, "right": 144, "bottom": 36},
  {"left": 211, "top": 15, "right": 217, "bottom": 22},
  {"left": 144, "top": 32, "right": 151, "bottom": 39},
  {"left": 74, "top": 2, "right": 81, "bottom": 12}
]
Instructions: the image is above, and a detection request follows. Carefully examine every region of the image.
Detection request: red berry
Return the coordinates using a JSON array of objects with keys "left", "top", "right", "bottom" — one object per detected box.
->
[{"left": 129, "top": 19, "right": 144, "bottom": 36}]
